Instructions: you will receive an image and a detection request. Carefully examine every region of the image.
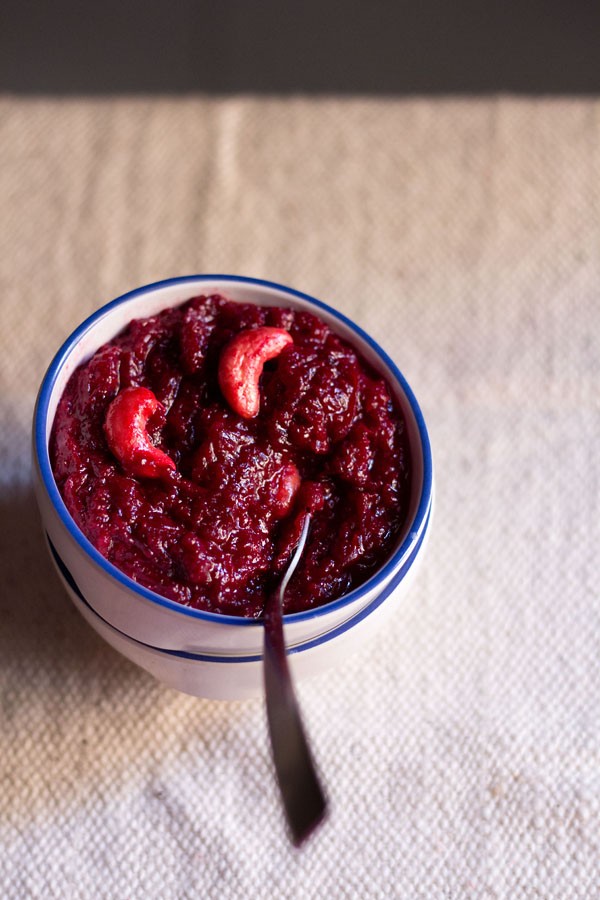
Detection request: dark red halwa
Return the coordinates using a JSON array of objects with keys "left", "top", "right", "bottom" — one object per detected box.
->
[{"left": 50, "top": 295, "right": 411, "bottom": 616}]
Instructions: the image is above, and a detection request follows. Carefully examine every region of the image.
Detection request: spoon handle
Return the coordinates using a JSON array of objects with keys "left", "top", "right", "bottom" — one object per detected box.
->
[{"left": 263, "top": 516, "right": 328, "bottom": 845}]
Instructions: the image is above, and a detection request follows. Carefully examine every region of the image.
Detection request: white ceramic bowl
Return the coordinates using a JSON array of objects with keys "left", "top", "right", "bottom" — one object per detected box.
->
[{"left": 33, "top": 276, "right": 433, "bottom": 699}]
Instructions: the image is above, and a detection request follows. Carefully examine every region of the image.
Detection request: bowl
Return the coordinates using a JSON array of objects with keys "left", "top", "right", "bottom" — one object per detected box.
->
[{"left": 33, "top": 275, "right": 433, "bottom": 700}]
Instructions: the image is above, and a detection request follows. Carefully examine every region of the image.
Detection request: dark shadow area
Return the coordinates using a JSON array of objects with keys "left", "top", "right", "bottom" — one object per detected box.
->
[
  {"left": 2, "top": 0, "right": 600, "bottom": 95},
  {"left": 0, "top": 486, "right": 145, "bottom": 697},
  {"left": 1, "top": 487, "right": 249, "bottom": 828}
]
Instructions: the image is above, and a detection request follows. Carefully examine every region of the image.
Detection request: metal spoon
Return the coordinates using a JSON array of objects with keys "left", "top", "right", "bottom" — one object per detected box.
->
[{"left": 263, "top": 513, "right": 328, "bottom": 845}]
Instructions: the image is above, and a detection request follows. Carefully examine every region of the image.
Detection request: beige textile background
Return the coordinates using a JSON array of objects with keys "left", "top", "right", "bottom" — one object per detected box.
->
[{"left": 1, "top": 96, "right": 599, "bottom": 898}]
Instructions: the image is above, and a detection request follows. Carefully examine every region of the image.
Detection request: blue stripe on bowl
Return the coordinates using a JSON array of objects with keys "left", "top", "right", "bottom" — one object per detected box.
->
[
  {"left": 35, "top": 275, "right": 433, "bottom": 629},
  {"left": 47, "top": 502, "right": 430, "bottom": 665}
]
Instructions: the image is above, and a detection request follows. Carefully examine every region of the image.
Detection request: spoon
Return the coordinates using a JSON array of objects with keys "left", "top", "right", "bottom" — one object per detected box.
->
[{"left": 263, "top": 513, "right": 328, "bottom": 845}]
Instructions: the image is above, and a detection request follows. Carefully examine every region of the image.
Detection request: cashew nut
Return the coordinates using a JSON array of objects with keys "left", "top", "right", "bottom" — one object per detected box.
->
[
  {"left": 218, "top": 326, "right": 293, "bottom": 418},
  {"left": 104, "top": 386, "right": 176, "bottom": 478}
]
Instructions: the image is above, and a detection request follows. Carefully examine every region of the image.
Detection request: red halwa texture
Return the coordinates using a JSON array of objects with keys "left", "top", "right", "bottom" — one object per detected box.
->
[{"left": 50, "top": 295, "right": 411, "bottom": 617}]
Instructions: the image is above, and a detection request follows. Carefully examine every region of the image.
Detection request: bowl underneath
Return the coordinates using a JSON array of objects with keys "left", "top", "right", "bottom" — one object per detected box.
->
[{"left": 46, "top": 506, "right": 431, "bottom": 700}]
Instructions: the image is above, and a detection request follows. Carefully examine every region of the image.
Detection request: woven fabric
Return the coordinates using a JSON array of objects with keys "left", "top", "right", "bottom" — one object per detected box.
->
[{"left": 1, "top": 96, "right": 599, "bottom": 899}]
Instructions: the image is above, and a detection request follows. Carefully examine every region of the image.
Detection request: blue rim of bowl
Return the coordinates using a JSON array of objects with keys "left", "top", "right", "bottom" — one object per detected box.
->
[
  {"left": 48, "top": 502, "right": 430, "bottom": 662},
  {"left": 34, "top": 274, "right": 433, "bottom": 628}
]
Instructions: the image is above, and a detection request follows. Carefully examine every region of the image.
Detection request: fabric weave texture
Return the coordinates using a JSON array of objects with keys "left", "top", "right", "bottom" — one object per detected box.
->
[{"left": 1, "top": 96, "right": 599, "bottom": 899}]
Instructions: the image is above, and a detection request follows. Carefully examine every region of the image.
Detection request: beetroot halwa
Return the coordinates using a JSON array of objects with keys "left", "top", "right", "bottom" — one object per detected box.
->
[{"left": 50, "top": 295, "right": 411, "bottom": 616}]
